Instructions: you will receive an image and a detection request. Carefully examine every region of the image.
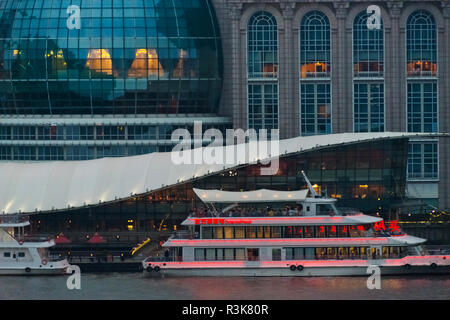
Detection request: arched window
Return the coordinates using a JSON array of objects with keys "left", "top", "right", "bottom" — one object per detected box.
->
[
  {"left": 247, "top": 11, "right": 278, "bottom": 131},
  {"left": 353, "top": 11, "right": 384, "bottom": 77},
  {"left": 248, "top": 12, "right": 278, "bottom": 79},
  {"left": 299, "top": 11, "right": 331, "bottom": 136},
  {"left": 353, "top": 10, "right": 385, "bottom": 133},
  {"left": 300, "top": 11, "right": 330, "bottom": 79},
  {"left": 406, "top": 10, "right": 437, "bottom": 77}
]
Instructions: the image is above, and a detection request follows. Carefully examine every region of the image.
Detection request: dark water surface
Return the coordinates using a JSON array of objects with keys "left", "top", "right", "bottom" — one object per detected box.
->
[{"left": 0, "top": 273, "right": 449, "bottom": 300}]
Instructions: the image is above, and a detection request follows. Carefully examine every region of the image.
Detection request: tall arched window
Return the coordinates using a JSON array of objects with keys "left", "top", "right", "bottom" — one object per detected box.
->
[
  {"left": 353, "top": 11, "right": 384, "bottom": 77},
  {"left": 353, "top": 11, "right": 384, "bottom": 132},
  {"left": 248, "top": 12, "right": 278, "bottom": 79},
  {"left": 300, "top": 11, "right": 331, "bottom": 78},
  {"left": 247, "top": 11, "right": 278, "bottom": 131},
  {"left": 406, "top": 10, "right": 437, "bottom": 77},
  {"left": 406, "top": 10, "right": 438, "bottom": 181},
  {"left": 300, "top": 11, "right": 331, "bottom": 136}
]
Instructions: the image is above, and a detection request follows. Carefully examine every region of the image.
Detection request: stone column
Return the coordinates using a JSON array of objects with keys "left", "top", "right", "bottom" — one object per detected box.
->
[
  {"left": 332, "top": 2, "right": 350, "bottom": 133},
  {"left": 280, "top": 2, "right": 296, "bottom": 139},
  {"left": 386, "top": 1, "right": 403, "bottom": 132},
  {"left": 227, "top": 3, "right": 244, "bottom": 130},
  {"left": 439, "top": 2, "right": 450, "bottom": 210}
]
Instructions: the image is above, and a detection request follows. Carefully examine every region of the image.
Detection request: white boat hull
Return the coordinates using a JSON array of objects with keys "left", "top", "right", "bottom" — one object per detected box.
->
[
  {"left": 145, "top": 265, "right": 450, "bottom": 277},
  {"left": 0, "top": 260, "right": 70, "bottom": 276},
  {"left": 143, "top": 256, "right": 450, "bottom": 277}
]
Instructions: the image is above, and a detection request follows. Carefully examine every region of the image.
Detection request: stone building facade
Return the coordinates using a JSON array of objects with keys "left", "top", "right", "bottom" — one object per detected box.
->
[{"left": 211, "top": 0, "right": 450, "bottom": 210}]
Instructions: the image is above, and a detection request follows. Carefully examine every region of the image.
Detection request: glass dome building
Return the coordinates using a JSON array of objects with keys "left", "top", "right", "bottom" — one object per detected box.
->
[{"left": 0, "top": 0, "right": 223, "bottom": 115}]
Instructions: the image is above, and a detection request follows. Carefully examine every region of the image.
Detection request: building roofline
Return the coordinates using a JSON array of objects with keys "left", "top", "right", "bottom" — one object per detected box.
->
[{"left": 0, "top": 132, "right": 445, "bottom": 215}]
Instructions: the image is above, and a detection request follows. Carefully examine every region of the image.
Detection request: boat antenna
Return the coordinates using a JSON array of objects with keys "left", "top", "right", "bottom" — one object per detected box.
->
[{"left": 301, "top": 170, "right": 318, "bottom": 198}]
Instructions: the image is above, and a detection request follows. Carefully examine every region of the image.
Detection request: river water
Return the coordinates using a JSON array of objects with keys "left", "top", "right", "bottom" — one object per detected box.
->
[{"left": 0, "top": 273, "right": 449, "bottom": 300}]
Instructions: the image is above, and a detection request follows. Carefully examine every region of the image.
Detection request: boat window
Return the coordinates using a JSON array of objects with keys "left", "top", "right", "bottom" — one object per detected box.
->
[
  {"left": 213, "top": 227, "right": 224, "bottom": 239},
  {"left": 316, "top": 248, "right": 327, "bottom": 259},
  {"left": 263, "top": 226, "right": 271, "bottom": 238},
  {"left": 216, "top": 248, "right": 224, "bottom": 260},
  {"left": 272, "top": 249, "right": 281, "bottom": 261},
  {"left": 382, "top": 246, "right": 389, "bottom": 259},
  {"left": 327, "top": 225, "right": 337, "bottom": 237},
  {"left": 194, "top": 248, "right": 205, "bottom": 261},
  {"left": 349, "top": 226, "right": 360, "bottom": 237},
  {"left": 360, "top": 247, "right": 368, "bottom": 259},
  {"left": 338, "top": 225, "right": 348, "bottom": 237},
  {"left": 338, "top": 247, "right": 348, "bottom": 259},
  {"left": 247, "top": 248, "right": 259, "bottom": 261},
  {"left": 224, "top": 249, "right": 234, "bottom": 260},
  {"left": 206, "top": 248, "right": 216, "bottom": 261},
  {"left": 316, "top": 204, "right": 335, "bottom": 216},
  {"left": 327, "top": 247, "right": 337, "bottom": 259},
  {"left": 247, "top": 226, "right": 257, "bottom": 238},
  {"left": 235, "top": 248, "right": 245, "bottom": 261},
  {"left": 390, "top": 246, "right": 399, "bottom": 258},
  {"left": 349, "top": 247, "right": 359, "bottom": 259},
  {"left": 305, "top": 248, "right": 315, "bottom": 259},
  {"left": 235, "top": 227, "right": 245, "bottom": 239},
  {"left": 202, "top": 227, "right": 213, "bottom": 239},
  {"left": 292, "top": 226, "right": 303, "bottom": 238},
  {"left": 316, "top": 226, "right": 326, "bottom": 238},
  {"left": 224, "top": 227, "right": 234, "bottom": 239},
  {"left": 3, "top": 252, "right": 11, "bottom": 258},
  {"left": 285, "top": 247, "right": 305, "bottom": 260},
  {"left": 304, "top": 226, "right": 314, "bottom": 238},
  {"left": 271, "top": 226, "right": 281, "bottom": 238},
  {"left": 18, "top": 252, "right": 25, "bottom": 258},
  {"left": 256, "top": 226, "right": 264, "bottom": 238}
]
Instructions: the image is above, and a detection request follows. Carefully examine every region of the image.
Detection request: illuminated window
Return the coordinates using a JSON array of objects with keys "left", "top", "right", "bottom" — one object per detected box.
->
[
  {"left": 300, "top": 11, "right": 331, "bottom": 78},
  {"left": 353, "top": 11, "right": 384, "bottom": 77},
  {"left": 406, "top": 11, "right": 437, "bottom": 77},
  {"left": 85, "top": 49, "right": 117, "bottom": 77},
  {"left": 247, "top": 11, "right": 279, "bottom": 133},
  {"left": 128, "top": 49, "right": 164, "bottom": 78},
  {"left": 407, "top": 82, "right": 437, "bottom": 133},
  {"left": 354, "top": 83, "right": 385, "bottom": 132}
]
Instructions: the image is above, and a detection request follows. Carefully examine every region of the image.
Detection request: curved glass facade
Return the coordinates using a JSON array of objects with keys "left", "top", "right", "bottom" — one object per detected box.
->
[{"left": 0, "top": 0, "right": 223, "bottom": 115}]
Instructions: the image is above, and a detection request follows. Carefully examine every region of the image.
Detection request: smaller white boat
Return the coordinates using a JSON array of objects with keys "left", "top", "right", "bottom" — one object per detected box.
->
[{"left": 0, "top": 214, "right": 70, "bottom": 275}]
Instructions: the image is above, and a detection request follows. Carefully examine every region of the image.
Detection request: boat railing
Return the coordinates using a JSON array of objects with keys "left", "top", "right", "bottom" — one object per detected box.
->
[
  {"left": 0, "top": 214, "right": 29, "bottom": 225},
  {"left": 335, "top": 207, "right": 364, "bottom": 216},
  {"left": 18, "top": 235, "right": 53, "bottom": 243},
  {"left": 189, "top": 212, "right": 312, "bottom": 218},
  {"left": 170, "top": 230, "right": 199, "bottom": 240}
]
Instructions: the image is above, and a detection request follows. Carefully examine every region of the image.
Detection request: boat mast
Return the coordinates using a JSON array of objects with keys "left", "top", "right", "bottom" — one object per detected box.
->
[{"left": 301, "top": 170, "right": 319, "bottom": 198}]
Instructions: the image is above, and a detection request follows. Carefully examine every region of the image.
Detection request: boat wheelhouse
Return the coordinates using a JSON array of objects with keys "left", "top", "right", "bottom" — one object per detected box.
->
[
  {"left": 0, "top": 214, "right": 70, "bottom": 275},
  {"left": 143, "top": 175, "right": 450, "bottom": 277}
]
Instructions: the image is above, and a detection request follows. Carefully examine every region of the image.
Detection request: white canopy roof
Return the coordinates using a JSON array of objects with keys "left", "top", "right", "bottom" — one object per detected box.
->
[
  {"left": 193, "top": 188, "right": 309, "bottom": 203},
  {"left": 0, "top": 132, "right": 437, "bottom": 215}
]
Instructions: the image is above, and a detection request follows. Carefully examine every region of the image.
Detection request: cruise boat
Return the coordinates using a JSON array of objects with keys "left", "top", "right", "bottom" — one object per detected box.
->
[
  {"left": 0, "top": 214, "right": 70, "bottom": 275},
  {"left": 143, "top": 173, "right": 450, "bottom": 277}
]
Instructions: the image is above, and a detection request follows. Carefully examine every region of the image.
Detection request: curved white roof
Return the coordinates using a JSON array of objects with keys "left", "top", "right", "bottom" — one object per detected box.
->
[
  {"left": 0, "top": 132, "right": 436, "bottom": 215},
  {"left": 193, "top": 188, "right": 309, "bottom": 203}
]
